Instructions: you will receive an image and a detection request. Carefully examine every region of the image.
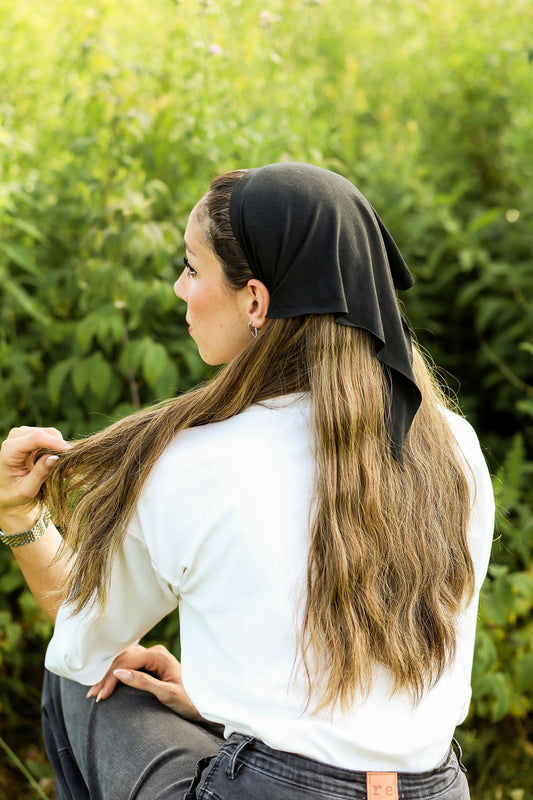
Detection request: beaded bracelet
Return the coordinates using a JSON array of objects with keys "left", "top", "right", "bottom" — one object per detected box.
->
[{"left": 0, "top": 508, "right": 52, "bottom": 547}]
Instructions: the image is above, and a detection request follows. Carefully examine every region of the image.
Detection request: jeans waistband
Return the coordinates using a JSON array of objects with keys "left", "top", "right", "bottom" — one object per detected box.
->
[{"left": 221, "top": 734, "right": 464, "bottom": 798}]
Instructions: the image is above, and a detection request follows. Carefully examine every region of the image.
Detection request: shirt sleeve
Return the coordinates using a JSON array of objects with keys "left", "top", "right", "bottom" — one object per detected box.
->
[
  {"left": 457, "top": 415, "right": 495, "bottom": 590},
  {"left": 45, "top": 433, "right": 221, "bottom": 686},
  {"left": 45, "top": 525, "right": 178, "bottom": 685}
]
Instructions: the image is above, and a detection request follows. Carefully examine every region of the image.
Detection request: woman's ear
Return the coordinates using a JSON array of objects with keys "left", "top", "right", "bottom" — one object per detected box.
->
[{"left": 245, "top": 279, "right": 270, "bottom": 329}]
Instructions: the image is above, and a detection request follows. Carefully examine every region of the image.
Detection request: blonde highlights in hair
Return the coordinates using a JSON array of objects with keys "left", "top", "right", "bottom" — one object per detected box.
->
[
  {"left": 43, "top": 171, "right": 474, "bottom": 711},
  {"left": 45, "top": 316, "right": 473, "bottom": 710},
  {"left": 301, "top": 321, "right": 474, "bottom": 710}
]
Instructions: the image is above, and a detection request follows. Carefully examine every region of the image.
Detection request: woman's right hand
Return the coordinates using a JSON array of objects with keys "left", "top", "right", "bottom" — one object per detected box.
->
[
  {"left": 87, "top": 644, "right": 203, "bottom": 721},
  {"left": 0, "top": 426, "right": 70, "bottom": 533}
]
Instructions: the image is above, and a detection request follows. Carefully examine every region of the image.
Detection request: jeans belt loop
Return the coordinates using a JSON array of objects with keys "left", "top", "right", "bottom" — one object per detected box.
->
[
  {"left": 451, "top": 737, "right": 468, "bottom": 773},
  {"left": 226, "top": 735, "right": 255, "bottom": 779}
]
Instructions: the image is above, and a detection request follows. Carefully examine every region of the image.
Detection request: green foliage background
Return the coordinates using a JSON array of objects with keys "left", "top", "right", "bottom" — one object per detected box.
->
[{"left": 0, "top": 0, "right": 532, "bottom": 797}]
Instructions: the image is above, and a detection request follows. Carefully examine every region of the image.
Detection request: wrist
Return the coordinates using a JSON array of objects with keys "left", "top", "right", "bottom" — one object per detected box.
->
[
  {"left": 0, "top": 508, "right": 51, "bottom": 548},
  {"left": 0, "top": 506, "right": 44, "bottom": 536}
]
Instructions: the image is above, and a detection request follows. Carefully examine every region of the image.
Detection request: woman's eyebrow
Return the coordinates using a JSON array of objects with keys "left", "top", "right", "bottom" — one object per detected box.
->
[{"left": 183, "top": 239, "right": 197, "bottom": 257}]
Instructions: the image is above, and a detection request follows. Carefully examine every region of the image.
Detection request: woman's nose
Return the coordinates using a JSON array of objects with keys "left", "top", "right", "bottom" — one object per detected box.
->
[{"left": 174, "top": 270, "right": 187, "bottom": 300}]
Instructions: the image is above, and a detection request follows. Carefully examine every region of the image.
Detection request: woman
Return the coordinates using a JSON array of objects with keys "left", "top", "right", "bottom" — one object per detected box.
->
[{"left": 0, "top": 163, "right": 494, "bottom": 800}]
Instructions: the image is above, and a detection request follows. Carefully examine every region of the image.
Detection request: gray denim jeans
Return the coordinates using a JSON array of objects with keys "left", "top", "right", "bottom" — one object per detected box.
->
[
  {"left": 42, "top": 670, "right": 470, "bottom": 800},
  {"left": 186, "top": 735, "right": 470, "bottom": 800}
]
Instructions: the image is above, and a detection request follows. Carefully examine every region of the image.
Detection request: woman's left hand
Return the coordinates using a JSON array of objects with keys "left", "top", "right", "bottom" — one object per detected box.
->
[
  {"left": 0, "top": 426, "right": 69, "bottom": 531},
  {"left": 87, "top": 644, "right": 203, "bottom": 721}
]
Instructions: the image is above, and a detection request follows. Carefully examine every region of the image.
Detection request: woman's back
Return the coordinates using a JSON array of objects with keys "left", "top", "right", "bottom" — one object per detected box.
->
[{"left": 46, "top": 395, "right": 494, "bottom": 772}]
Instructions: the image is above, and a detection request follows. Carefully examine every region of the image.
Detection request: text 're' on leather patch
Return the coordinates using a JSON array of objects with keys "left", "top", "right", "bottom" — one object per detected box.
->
[{"left": 366, "top": 771, "right": 399, "bottom": 800}]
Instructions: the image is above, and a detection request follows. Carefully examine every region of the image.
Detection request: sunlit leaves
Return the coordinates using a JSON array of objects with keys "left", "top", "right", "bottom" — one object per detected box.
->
[{"left": 0, "top": 4, "right": 531, "bottom": 790}]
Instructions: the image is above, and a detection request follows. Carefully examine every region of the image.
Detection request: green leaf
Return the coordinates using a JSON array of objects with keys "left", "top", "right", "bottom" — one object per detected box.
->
[
  {"left": 47, "top": 358, "right": 75, "bottom": 406},
  {"left": 506, "top": 435, "right": 526, "bottom": 497},
  {"left": 71, "top": 359, "right": 89, "bottom": 396},
  {"left": 467, "top": 208, "right": 502, "bottom": 235},
  {"left": 87, "top": 353, "right": 112, "bottom": 397},
  {"left": 174, "top": 339, "right": 208, "bottom": 382},
  {"left": 5, "top": 217, "right": 46, "bottom": 242},
  {"left": 143, "top": 341, "right": 169, "bottom": 387},
  {"left": 474, "top": 672, "right": 514, "bottom": 722},
  {"left": 475, "top": 299, "right": 504, "bottom": 335},
  {"left": 517, "top": 399, "right": 533, "bottom": 418},
  {"left": 76, "top": 316, "right": 98, "bottom": 354},
  {"left": 515, "top": 653, "right": 533, "bottom": 694},
  {"left": 152, "top": 358, "right": 178, "bottom": 399},
  {"left": 481, "top": 568, "right": 533, "bottom": 626},
  {"left": 99, "top": 311, "right": 124, "bottom": 344},
  {"left": 509, "top": 572, "right": 533, "bottom": 603},
  {"left": 473, "top": 629, "right": 498, "bottom": 677},
  {"left": 481, "top": 578, "right": 515, "bottom": 627},
  {"left": 0, "top": 273, "right": 51, "bottom": 324},
  {"left": 119, "top": 337, "right": 150, "bottom": 373},
  {"left": 0, "top": 241, "right": 39, "bottom": 276}
]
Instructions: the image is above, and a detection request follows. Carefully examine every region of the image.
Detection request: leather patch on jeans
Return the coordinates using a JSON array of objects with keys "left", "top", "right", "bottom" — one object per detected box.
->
[{"left": 366, "top": 771, "right": 399, "bottom": 799}]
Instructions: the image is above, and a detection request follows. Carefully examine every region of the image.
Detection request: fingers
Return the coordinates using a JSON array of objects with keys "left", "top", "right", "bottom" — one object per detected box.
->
[
  {"left": 1, "top": 428, "right": 70, "bottom": 473},
  {"left": 86, "top": 675, "right": 119, "bottom": 702},
  {"left": 0, "top": 451, "right": 62, "bottom": 507},
  {"left": 0, "top": 427, "right": 71, "bottom": 509},
  {"left": 9, "top": 426, "right": 63, "bottom": 437},
  {"left": 87, "top": 667, "right": 167, "bottom": 704},
  {"left": 6, "top": 426, "right": 67, "bottom": 444},
  {"left": 85, "top": 644, "right": 200, "bottom": 720},
  {"left": 113, "top": 668, "right": 166, "bottom": 698},
  {"left": 16, "top": 454, "right": 61, "bottom": 501},
  {"left": 87, "top": 645, "right": 149, "bottom": 701},
  {"left": 108, "top": 643, "right": 178, "bottom": 680},
  {"left": 110, "top": 668, "right": 200, "bottom": 719},
  {"left": 138, "top": 644, "right": 180, "bottom": 676},
  {"left": 89, "top": 666, "right": 177, "bottom": 705}
]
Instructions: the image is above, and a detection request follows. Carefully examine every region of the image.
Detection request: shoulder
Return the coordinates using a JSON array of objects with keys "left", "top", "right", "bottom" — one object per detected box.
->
[
  {"left": 439, "top": 406, "right": 493, "bottom": 496},
  {"left": 440, "top": 407, "right": 495, "bottom": 583},
  {"left": 138, "top": 393, "right": 311, "bottom": 511},
  {"left": 439, "top": 407, "right": 489, "bottom": 473},
  {"left": 157, "top": 392, "right": 310, "bottom": 471}
]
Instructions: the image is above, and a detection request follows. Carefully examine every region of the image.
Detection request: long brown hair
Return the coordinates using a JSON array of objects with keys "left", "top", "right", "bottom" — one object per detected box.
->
[{"left": 44, "top": 171, "right": 474, "bottom": 711}]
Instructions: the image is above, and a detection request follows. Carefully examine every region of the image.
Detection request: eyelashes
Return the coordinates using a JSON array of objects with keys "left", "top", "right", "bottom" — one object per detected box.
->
[{"left": 183, "top": 256, "right": 197, "bottom": 277}]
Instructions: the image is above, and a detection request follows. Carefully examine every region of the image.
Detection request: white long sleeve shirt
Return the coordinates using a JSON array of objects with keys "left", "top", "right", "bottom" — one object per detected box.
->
[{"left": 46, "top": 395, "right": 494, "bottom": 772}]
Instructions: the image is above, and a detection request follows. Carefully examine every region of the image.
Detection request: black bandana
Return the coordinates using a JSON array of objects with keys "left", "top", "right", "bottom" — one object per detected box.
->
[{"left": 229, "top": 162, "right": 421, "bottom": 461}]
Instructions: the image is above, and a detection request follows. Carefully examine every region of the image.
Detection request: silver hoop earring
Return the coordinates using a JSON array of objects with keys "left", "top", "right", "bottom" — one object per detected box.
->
[{"left": 248, "top": 321, "right": 259, "bottom": 338}]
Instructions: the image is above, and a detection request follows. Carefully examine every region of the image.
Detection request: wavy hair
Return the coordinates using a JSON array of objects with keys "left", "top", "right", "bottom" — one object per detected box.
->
[{"left": 43, "top": 171, "right": 474, "bottom": 711}]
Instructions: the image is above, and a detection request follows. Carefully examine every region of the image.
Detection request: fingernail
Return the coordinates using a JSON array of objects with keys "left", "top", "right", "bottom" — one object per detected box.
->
[
  {"left": 86, "top": 688, "right": 95, "bottom": 698},
  {"left": 46, "top": 456, "right": 59, "bottom": 467},
  {"left": 113, "top": 669, "right": 133, "bottom": 682},
  {"left": 95, "top": 690, "right": 104, "bottom": 703}
]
